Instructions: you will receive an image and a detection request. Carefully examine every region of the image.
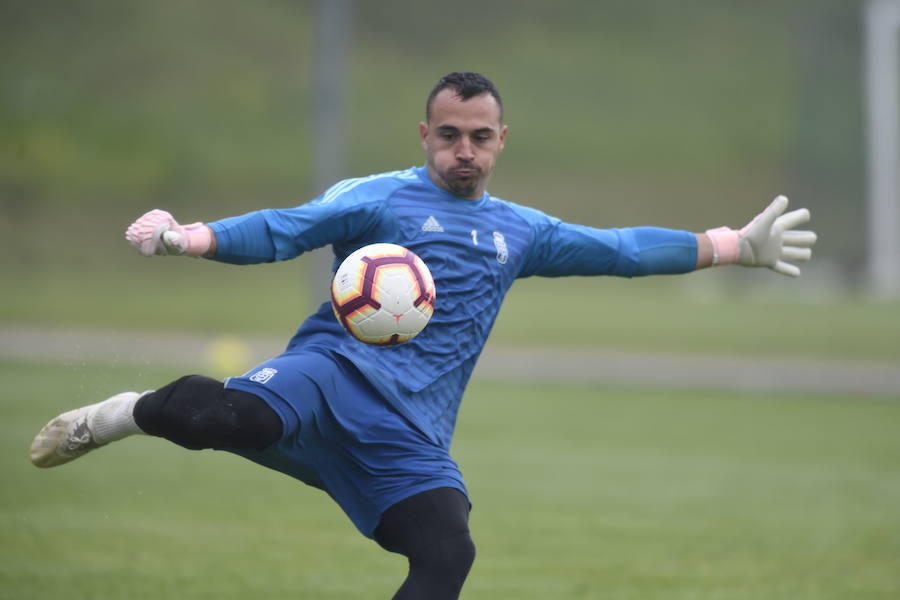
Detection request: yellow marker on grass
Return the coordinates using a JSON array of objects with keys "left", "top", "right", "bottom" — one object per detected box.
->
[{"left": 205, "top": 335, "right": 252, "bottom": 378}]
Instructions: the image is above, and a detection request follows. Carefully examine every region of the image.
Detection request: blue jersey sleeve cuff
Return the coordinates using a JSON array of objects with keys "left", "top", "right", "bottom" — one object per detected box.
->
[{"left": 628, "top": 227, "right": 697, "bottom": 276}]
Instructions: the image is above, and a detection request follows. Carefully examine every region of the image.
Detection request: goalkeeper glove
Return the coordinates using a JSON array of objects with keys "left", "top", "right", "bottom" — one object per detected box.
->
[
  {"left": 125, "top": 209, "right": 212, "bottom": 257},
  {"left": 705, "top": 196, "right": 817, "bottom": 277}
]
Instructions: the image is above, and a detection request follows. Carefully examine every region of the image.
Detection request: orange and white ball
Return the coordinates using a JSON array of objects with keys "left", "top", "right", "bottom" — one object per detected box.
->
[{"left": 331, "top": 243, "right": 436, "bottom": 345}]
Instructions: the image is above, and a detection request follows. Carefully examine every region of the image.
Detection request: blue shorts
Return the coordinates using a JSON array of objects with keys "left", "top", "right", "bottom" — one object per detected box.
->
[{"left": 224, "top": 348, "right": 467, "bottom": 538}]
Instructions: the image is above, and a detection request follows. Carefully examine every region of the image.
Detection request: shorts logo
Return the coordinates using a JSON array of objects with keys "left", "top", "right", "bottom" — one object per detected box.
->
[{"left": 249, "top": 368, "right": 278, "bottom": 384}]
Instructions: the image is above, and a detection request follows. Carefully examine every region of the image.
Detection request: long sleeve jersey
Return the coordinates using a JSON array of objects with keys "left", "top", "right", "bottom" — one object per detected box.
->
[{"left": 209, "top": 166, "right": 697, "bottom": 448}]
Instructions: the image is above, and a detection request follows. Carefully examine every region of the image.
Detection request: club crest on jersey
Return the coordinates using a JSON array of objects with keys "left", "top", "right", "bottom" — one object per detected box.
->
[
  {"left": 421, "top": 216, "right": 444, "bottom": 232},
  {"left": 249, "top": 368, "right": 278, "bottom": 384},
  {"left": 492, "top": 231, "right": 508, "bottom": 264}
]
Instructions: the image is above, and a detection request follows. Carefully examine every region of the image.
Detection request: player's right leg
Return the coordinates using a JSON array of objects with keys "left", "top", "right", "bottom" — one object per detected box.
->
[
  {"left": 30, "top": 375, "right": 282, "bottom": 468},
  {"left": 133, "top": 375, "right": 282, "bottom": 450},
  {"left": 30, "top": 390, "right": 144, "bottom": 468}
]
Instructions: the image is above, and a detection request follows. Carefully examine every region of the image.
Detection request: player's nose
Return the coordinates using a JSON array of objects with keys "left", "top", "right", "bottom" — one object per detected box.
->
[{"left": 455, "top": 138, "right": 475, "bottom": 161}]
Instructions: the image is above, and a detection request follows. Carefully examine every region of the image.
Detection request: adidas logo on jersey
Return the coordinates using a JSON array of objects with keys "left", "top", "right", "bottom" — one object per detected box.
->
[{"left": 421, "top": 216, "right": 444, "bottom": 232}]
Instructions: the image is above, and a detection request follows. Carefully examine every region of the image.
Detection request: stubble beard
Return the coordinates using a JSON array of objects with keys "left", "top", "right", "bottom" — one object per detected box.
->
[
  {"left": 441, "top": 164, "right": 485, "bottom": 199},
  {"left": 446, "top": 177, "right": 477, "bottom": 198}
]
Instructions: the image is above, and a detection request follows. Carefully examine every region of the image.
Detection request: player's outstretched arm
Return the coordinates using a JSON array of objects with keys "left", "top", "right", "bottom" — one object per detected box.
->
[
  {"left": 699, "top": 196, "right": 817, "bottom": 276},
  {"left": 125, "top": 209, "right": 216, "bottom": 258}
]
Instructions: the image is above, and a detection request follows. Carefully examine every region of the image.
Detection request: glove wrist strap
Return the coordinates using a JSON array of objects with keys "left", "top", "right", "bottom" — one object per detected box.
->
[
  {"left": 182, "top": 223, "right": 212, "bottom": 257},
  {"left": 704, "top": 227, "right": 741, "bottom": 266}
]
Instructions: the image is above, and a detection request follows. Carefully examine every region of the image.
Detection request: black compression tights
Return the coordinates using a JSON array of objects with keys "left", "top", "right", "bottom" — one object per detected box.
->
[
  {"left": 375, "top": 487, "right": 476, "bottom": 600},
  {"left": 133, "top": 375, "right": 282, "bottom": 450},
  {"left": 135, "top": 378, "right": 474, "bottom": 598}
]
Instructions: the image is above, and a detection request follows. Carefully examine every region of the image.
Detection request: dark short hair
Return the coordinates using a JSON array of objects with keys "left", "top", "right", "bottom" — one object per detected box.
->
[{"left": 426, "top": 72, "right": 503, "bottom": 122}]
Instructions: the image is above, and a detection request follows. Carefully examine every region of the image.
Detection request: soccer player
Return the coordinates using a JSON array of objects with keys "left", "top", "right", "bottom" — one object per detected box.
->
[{"left": 30, "top": 72, "right": 817, "bottom": 599}]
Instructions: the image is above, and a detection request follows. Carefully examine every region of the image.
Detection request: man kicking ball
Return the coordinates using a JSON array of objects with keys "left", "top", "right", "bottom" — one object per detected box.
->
[{"left": 30, "top": 72, "right": 816, "bottom": 599}]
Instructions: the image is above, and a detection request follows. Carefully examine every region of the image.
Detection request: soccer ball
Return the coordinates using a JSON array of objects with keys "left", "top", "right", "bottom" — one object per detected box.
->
[{"left": 331, "top": 243, "right": 436, "bottom": 345}]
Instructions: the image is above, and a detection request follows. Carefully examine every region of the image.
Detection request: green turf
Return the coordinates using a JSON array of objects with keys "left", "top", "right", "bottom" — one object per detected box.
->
[
  {"left": 2, "top": 359, "right": 898, "bottom": 599},
  {"left": 3, "top": 261, "right": 899, "bottom": 362}
]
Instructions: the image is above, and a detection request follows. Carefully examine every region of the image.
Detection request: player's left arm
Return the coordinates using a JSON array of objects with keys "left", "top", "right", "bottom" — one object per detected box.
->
[
  {"left": 515, "top": 195, "right": 816, "bottom": 279},
  {"left": 698, "top": 195, "right": 817, "bottom": 277}
]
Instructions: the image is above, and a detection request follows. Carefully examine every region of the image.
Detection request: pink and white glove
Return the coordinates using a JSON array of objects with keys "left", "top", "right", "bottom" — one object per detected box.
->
[
  {"left": 125, "top": 209, "right": 212, "bottom": 257},
  {"left": 705, "top": 196, "right": 817, "bottom": 277}
]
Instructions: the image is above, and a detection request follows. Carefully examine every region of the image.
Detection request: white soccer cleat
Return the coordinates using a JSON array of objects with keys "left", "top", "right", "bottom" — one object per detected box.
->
[{"left": 29, "top": 391, "right": 141, "bottom": 468}]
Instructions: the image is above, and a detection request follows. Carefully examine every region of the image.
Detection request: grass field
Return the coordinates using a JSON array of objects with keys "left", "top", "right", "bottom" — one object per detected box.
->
[
  {"left": 4, "top": 259, "right": 900, "bottom": 362},
  {"left": 2, "top": 359, "right": 898, "bottom": 599}
]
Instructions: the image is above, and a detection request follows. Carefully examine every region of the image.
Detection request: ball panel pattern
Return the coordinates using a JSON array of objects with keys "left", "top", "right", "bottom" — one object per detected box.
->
[{"left": 330, "top": 243, "right": 436, "bottom": 345}]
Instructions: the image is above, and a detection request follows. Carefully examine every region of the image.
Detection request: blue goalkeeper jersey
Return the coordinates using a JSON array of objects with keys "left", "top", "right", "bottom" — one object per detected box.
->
[{"left": 209, "top": 166, "right": 696, "bottom": 449}]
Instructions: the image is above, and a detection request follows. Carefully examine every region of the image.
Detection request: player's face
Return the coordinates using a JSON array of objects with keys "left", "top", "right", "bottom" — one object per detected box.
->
[{"left": 420, "top": 89, "right": 507, "bottom": 200}]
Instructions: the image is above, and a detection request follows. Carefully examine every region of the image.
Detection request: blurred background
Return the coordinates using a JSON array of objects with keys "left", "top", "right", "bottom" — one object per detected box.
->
[
  {"left": 0, "top": 0, "right": 897, "bottom": 359},
  {"left": 3, "top": 3, "right": 899, "bottom": 598}
]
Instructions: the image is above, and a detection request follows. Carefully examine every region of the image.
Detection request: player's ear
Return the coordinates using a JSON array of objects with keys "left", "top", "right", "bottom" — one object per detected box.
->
[
  {"left": 419, "top": 121, "right": 428, "bottom": 149},
  {"left": 498, "top": 125, "right": 508, "bottom": 151}
]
